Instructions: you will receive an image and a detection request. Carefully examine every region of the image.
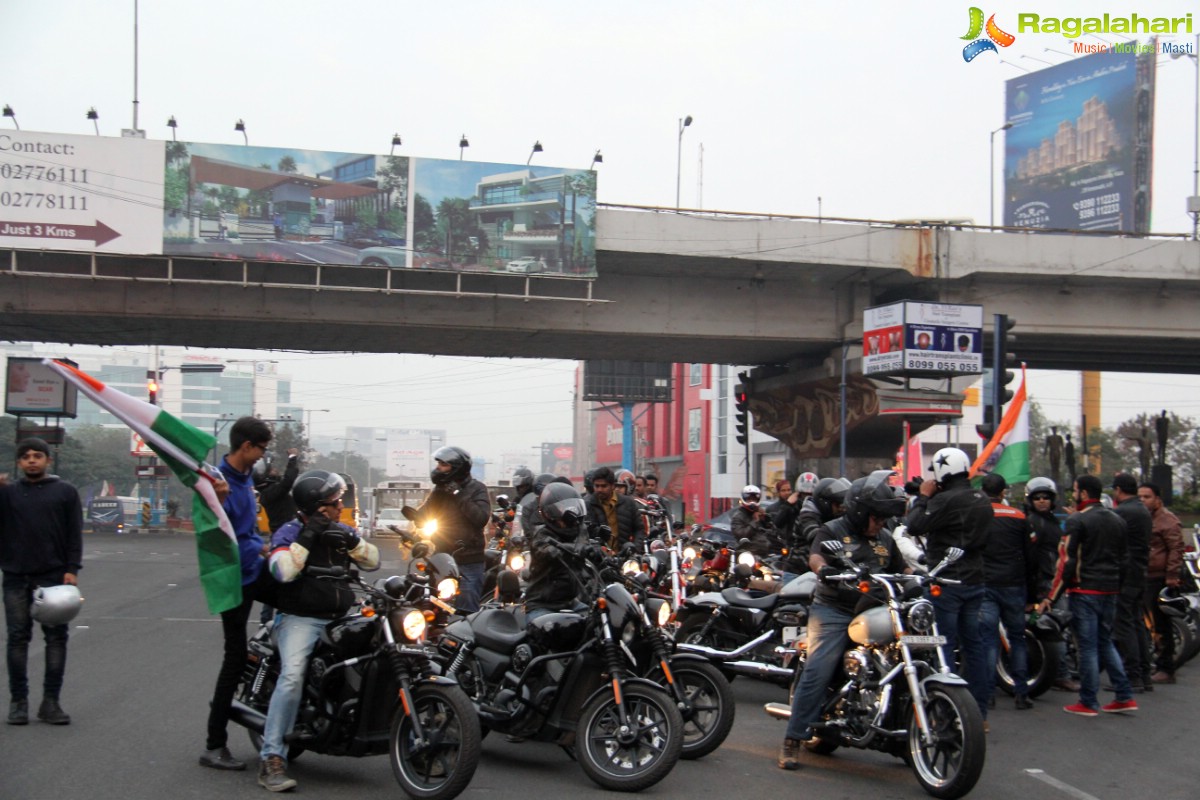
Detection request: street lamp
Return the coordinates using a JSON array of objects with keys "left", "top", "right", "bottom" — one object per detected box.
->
[
  {"left": 590, "top": 149, "right": 603, "bottom": 170},
  {"left": 3, "top": 104, "right": 17, "bottom": 130},
  {"left": 86, "top": 107, "right": 100, "bottom": 135},
  {"left": 235, "top": 119, "right": 247, "bottom": 145},
  {"left": 459, "top": 134, "right": 469, "bottom": 160},
  {"left": 990, "top": 122, "right": 1013, "bottom": 227},
  {"left": 527, "top": 140, "right": 543, "bottom": 165},
  {"left": 167, "top": 115, "right": 177, "bottom": 141},
  {"left": 676, "top": 115, "right": 693, "bottom": 208},
  {"left": 391, "top": 133, "right": 402, "bottom": 155},
  {"left": 1172, "top": 35, "right": 1200, "bottom": 240},
  {"left": 305, "top": 408, "right": 330, "bottom": 433}
]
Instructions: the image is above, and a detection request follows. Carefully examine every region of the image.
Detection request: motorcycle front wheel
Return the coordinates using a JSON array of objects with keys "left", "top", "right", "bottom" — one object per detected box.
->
[
  {"left": 907, "top": 683, "right": 986, "bottom": 800},
  {"left": 389, "top": 684, "right": 482, "bottom": 800},
  {"left": 995, "top": 628, "right": 1058, "bottom": 698},
  {"left": 651, "top": 659, "right": 735, "bottom": 759},
  {"left": 576, "top": 683, "right": 684, "bottom": 792}
]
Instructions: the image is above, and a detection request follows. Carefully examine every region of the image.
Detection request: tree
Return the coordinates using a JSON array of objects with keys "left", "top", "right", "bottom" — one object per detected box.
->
[
  {"left": 277, "top": 156, "right": 298, "bottom": 174},
  {"left": 412, "top": 193, "right": 436, "bottom": 251},
  {"left": 269, "top": 422, "right": 309, "bottom": 464},
  {"left": 436, "top": 197, "right": 473, "bottom": 265}
]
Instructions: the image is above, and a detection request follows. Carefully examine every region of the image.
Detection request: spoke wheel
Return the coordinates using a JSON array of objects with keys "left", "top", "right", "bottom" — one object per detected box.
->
[{"left": 659, "top": 660, "right": 734, "bottom": 759}]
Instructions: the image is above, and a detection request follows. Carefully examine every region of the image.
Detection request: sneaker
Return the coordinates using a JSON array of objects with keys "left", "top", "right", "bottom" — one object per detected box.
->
[
  {"left": 778, "top": 738, "right": 802, "bottom": 770},
  {"left": 36, "top": 699, "right": 70, "bottom": 725},
  {"left": 258, "top": 755, "right": 297, "bottom": 792},
  {"left": 1101, "top": 699, "right": 1138, "bottom": 714},
  {"left": 1151, "top": 671, "right": 1176, "bottom": 685},
  {"left": 199, "top": 746, "right": 247, "bottom": 770},
  {"left": 1062, "top": 703, "right": 1098, "bottom": 717},
  {"left": 1014, "top": 695, "right": 1034, "bottom": 710},
  {"left": 7, "top": 699, "right": 28, "bottom": 725}
]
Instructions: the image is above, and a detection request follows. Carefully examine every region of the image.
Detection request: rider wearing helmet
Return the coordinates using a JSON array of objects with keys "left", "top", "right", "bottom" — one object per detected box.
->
[
  {"left": 1138, "top": 480, "right": 1185, "bottom": 684},
  {"left": 1, "top": 437, "right": 83, "bottom": 726},
  {"left": 511, "top": 467, "right": 536, "bottom": 501},
  {"left": 416, "top": 446, "right": 492, "bottom": 613},
  {"left": 515, "top": 472, "right": 560, "bottom": 538},
  {"left": 731, "top": 484, "right": 782, "bottom": 558},
  {"left": 904, "top": 447, "right": 994, "bottom": 721},
  {"left": 526, "top": 483, "right": 595, "bottom": 622},
  {"left": 778, "top": 470, "right": 908, "bottom": 769},
  {"left": 259, "top": 470, "right": 380, "bottom": 791},
  {"left": 1023, "top": 476, "right": 1076, "bottom": 692}
]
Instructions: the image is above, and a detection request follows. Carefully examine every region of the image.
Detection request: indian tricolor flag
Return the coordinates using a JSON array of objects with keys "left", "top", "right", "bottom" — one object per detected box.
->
[
  {"left": 43, "top": 359, "right": 243, "bottom": 614},
  {"left": 970, "top": 364, "right": 1031, "bottom": 484}
]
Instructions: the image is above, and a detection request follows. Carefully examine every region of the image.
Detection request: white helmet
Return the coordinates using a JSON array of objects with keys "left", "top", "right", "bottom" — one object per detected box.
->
[
  {"left": 741, "top": 485, "right": 762, "bottom": 503},
  {"left": 796, "top": 472, "right": 819, "bottom": 494},
  {"left": 929, "top": 447, "right": 971, "bottom": 484},
  {"left": 30, "top": 584, "right": 83, "bottom": 626}
]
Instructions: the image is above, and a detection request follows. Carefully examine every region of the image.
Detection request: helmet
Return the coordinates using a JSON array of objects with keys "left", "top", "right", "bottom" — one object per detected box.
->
[
  {"left": 929, "top": 447, "right": 970, "bottom": 484},
  {"left": 539, "top": 483, "right": 587, "bottom": 528},
  {"left": 291, "top": 470, "right": 347, "bottom": 515},
  {"left": 813, "top": 477, "right": 852, "bottom": 520},
  {"left": 1158, "top": 585, "right": 1190, "bottom": 618},
  {"left": 795, "top": 472, "right": 819, "bottom": 494},
  {"left": 741, "top": 484, "right": 762, "bottom": 503},
  {"left": 615, "top": 469, "right": 637, "bottom": 493},
  {"left": 583, "top": 469, "right": 597, "bottom": 493},
  {"left": 512, "top": 467, "right": 535, "bottom": 497},
  {"left": 431, "top": 445, "right": 472, "bottom": 485},
  {"left": 1025, "top": 476, "right": 1057, "bottom": 501},
  {"left": 30, "top": 584, "right": 83, "bottom": 626},
  {"left": 1100, "top": 494, "right": 1114, "bottom": 509},
  {"left": 532, "top": 472, "right": 558, "bottom": 496},
  {"left": 844, "top": 470, "right": 907, "bottom": 530}
]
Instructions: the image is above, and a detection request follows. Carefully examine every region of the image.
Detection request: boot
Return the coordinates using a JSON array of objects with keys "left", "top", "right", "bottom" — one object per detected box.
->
[
  {"left": 258, "top": 755, "right": 297, "bottom": 792},
  {"left": 7, "top": 699, "right": 29, "bottom": 725},
  {"left": 37, "top": 698, "right": 71, "bottom": 725}
]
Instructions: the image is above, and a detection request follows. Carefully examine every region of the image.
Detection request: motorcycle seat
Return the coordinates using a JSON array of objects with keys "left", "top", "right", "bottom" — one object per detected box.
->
[
  {"left": 720, "top": 587, "right": 779, "bottom": 610},
  {"left": 778, "top": 573, "right": 817, "bottom": 603},
  {"left": 471, "top": 608, "right": 527, "bottom": 654}
]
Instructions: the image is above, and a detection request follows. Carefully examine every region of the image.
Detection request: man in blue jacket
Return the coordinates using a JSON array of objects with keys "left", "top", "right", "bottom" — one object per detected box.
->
[{"left": 199, "top": 416, "right": 272, "bottom": 771}]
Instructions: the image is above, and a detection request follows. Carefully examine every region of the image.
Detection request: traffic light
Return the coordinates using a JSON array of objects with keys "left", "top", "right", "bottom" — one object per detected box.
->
[
  {"left": 734, "top": 372, "right": 750, "bottom": 446},
  {"left": 146, "top": 369, "right": 158, "bottom": 405},
  {"left": 976, "top": 405, "right": 996, "bottom": 441},
  {"left": 995, "top": 314, "right": 1017, "bottom": 407}
]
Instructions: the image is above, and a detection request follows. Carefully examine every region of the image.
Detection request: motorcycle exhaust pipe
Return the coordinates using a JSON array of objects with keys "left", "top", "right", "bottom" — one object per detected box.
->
[
  {"left": 229, "top": 699, "right": 266, "bottom": 734},
  {"left": 675, "top": 629, "right": 775, "bottom": 659},
  {"left": 721, "top": 660, "right": 793, "bottom": 679},
  {"left": 763, "top": 701, "right": 791, "bottom": 720}
]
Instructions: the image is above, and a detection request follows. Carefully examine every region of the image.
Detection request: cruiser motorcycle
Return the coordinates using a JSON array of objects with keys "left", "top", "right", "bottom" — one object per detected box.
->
[
  {"left": 232, "top": 567, "right": 481, "bottom": 800},
  {"left": 764, "top": 543, "right": 985, "bottom": 800}
]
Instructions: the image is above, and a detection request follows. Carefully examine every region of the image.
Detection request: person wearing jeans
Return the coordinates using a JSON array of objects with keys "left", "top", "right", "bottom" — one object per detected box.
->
[{"left": 1069, "top": 592, "right": 1134, "bottom": 711}]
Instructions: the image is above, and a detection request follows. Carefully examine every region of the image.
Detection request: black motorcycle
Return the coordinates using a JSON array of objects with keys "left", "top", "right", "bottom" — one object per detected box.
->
[
  {"left": 232, "top": 567, "right": 481, "bottom": 800},
  {"left": 993, "top": 608, "right": 1068, "bottom": 698},
  {"left": 434, "top": 548, "right": 684, "bottom": 791}
]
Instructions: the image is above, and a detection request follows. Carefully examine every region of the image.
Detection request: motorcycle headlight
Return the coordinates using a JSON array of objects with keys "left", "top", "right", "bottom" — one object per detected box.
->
[
  {"left": 436, "top": 578, "right": 458, "bottom": 600},
  {"left": 508, "top": 553, "right": 526, "bottom": 572},
  {"left": 621, "top": 620, "right": 638, "bottom": 645},
  {"left": 622, "top": 559, "right": 641, "bottom": 576},
  {"left": 646, "top": 598, "right": 670, "bottom": 627},
  {"left": 737, "top": 551, "right": 757, "bottom": 568},
  {"left": 420, "top": 519, "right": 438, "bottom": 538},
  {"left": 907, "top": 600, "right": 936, "bottom": 635},
  {"left": 401, "top": 608, "right": 427, "bottom": 641},
  {"left": 682, "top": 546, "right": 698, "bottom": 561}
]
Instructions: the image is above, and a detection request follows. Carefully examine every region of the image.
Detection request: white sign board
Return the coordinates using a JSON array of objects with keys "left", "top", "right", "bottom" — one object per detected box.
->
[
  {"left": 386, "top": 433, "right": 430, "bottom": 478},
  {"left": 0, "top": 131, "right": 165, "bottom": 253},
  {"left": 863, "top": 302, "right": 983, "bottom": 377},
  {"left": 4, "top": 357, "right": 77, "bottom": 415}
]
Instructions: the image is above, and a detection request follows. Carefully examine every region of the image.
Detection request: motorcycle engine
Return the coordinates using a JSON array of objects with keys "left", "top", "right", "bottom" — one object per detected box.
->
[{"left": 511, "top": 643, "right": 533, "bottom": 674}]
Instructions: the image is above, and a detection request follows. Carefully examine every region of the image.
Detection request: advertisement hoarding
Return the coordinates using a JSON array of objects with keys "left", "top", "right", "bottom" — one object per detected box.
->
[
  {"left": 1003, "top": 45, "right": 1156, "bottom": 232},
  {"left": 4, "top": 357, "right": 79, "bottom": 416},
  {"left": 863, "top": 302, "right": 983, "bottom": 377}
]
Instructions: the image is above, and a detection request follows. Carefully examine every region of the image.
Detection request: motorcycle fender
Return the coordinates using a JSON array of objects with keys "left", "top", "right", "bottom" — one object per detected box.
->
[
  {"left": 581, "top": 676, "right": 665, "bottom": 710},
  {"left": 421, "top": 674, "right": 460, "bottom": 687},
  {"left": 921, "top": 672, "right": 968, "bottom": 689},
  {"left": 661, "top": 652, "right": 712, "bottom": 668},
  {"left": 683, "top": 592, "right": 728, "bottom": 609}
]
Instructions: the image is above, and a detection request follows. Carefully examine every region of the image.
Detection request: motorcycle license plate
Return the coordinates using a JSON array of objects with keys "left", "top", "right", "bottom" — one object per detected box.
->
[
  {"left": 782, "top": 626, "right": 803, "bottom": 645},
  {"left": 900, "top": 635, "right": 946, "bottom": 647}
]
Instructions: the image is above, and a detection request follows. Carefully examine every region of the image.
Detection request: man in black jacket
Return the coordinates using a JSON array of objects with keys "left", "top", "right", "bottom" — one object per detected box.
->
[
  {"left": 905, "top": 447, "right": 993, "bottom": 720},
  {"left": 1, "top": 438, "right": 82, "bottom": 726},
  {"left": 731, "top": 484, "right": 782, "bottom": 558},
  {"left": 1024, "top": 478, "right": 1077, "bottom": 692},
  {"left": 526, "top": 483, "right": 595, "bottom": 622},
  {"left": 416, "top": 446, "right": 491, "bottom": 613},
  {"left": 257, "top": 448, "right": 300, "bottom": 534},
  {"left": 1040, "top": 474, "right": 1137, "bottom": 716},
  {"left": 1110, "top": 472, "right": 1153, "bottom": 691}
]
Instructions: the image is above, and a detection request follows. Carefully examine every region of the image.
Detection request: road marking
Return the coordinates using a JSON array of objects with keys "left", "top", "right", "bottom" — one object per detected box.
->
[{"left": 1025, "top": 769, "right": 1102, "bottom": 800}]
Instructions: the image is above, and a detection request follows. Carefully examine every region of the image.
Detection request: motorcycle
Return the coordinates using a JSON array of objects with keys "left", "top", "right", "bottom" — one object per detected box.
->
[
  {"left": 993, "top": 608, "right": 1068, "bottom": 698},
  {"left": 232, "top": 567, "right": 482, "bottom": 800},
  {"left": 763, "top": 543, "right": 986, "bottom": 800},
  {"left": 434, "top": 547, "right": 684, "bottom": 791}
]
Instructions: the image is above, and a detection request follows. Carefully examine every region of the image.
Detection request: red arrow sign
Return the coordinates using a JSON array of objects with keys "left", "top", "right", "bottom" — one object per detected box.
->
[{"left": 0, "top": 220, "right": 121, "bottom": 247}]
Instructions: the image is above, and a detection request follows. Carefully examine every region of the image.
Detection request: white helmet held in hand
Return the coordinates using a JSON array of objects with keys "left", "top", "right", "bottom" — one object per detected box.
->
[
  {"left": 929, "top": 447, "right": 971, "bottom": 484},
  {"left": 795, "top": 472, "right": 819, "bottom": 494},
  {"left": 30, "top": 584, "right": 83, "bottom": 626}
]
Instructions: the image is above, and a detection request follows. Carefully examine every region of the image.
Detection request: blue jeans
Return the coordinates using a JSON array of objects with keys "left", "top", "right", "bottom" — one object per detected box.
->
[
  {"left": 784, "top": 601, "right": 853, "bottom": 741},
  {"left": 457, "top": 562, "right": 485, "bottom": 614},
  {"left": 1069, "top": 592, "right": 1132, "bottom": 709},
  {"left": 260, "top": 614, "right": 328, "bottom": 761},
  {"left": 932, "top": 583, "right": 989, "bottom": 718},
  {"left": 979, "top": 585, "right": 1028, "bottom": 701},
  {"left": 4, "top": 573, "right": 69, "bottom": 701}
]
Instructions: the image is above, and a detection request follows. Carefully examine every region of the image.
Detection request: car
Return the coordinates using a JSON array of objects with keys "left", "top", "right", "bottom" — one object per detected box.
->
[
  {"left": 345, "top": 226, "right": 406, "bottom": 249},
  {"left": 505, "top": 256, "right": 545, "bottom": 274},
  {"left": 373, "top": 507, "right": 409, "bottom": 536},
  {"left": 357, "top": 246, "right": 407, "bottom": 267}
]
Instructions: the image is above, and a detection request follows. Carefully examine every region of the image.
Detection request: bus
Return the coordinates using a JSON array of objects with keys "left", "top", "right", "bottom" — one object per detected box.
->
[{"left": 87, "top": 496, "right": 141, "bottom": 534}]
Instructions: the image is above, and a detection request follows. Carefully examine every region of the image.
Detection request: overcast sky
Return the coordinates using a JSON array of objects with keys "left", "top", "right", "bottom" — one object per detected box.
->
[{"left": 3, "top": 1, "right": 1199, "bottom": 456}]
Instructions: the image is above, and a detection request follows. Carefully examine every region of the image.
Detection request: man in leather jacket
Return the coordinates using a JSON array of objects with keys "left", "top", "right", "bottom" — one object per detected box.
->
[
  {"left": 525, "top": 483, "right": 597, "bottom": 622},
  {"left": 585, "top": 467, "right": 643, "bottom": 552},
  {"left": 258, "top": 470, "right": 379, "bottom": 791},
  {"left": 416, "top": 446, "right": 491, "bottom": 613},
  {"left": 731, "top": 485, "right": 782, "bottom": 558},
  {"left": 1110, "top": 473, "right": 1153, "bottom": 691}
]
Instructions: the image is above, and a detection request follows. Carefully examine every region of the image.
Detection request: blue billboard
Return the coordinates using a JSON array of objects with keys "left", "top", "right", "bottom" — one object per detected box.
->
[{"left": 1003, "top": 45, "right": 1156, "bottom": 232}]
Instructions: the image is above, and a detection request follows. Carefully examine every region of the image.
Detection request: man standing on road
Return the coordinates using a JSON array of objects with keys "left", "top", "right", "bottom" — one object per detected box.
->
[
  {"left": 1110, "top": 473, "right": 1153, "bottom": 692},
  {"left": 1040, "top": 475, "right": 1138, "bottom": 717},
  {"left": 1, "top": 438, "right": 83, "bottom": 726},
  {"left": 1138, "top": 481, "right": 1185, "bottom": 685},
  {"left": 199, "top": 417, "right": 272, "bottom": 771},
  {"left": 585, "top": 467, "right": 642, "bottom": 552}
]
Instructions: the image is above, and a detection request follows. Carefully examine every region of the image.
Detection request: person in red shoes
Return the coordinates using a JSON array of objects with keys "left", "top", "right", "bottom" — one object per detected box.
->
[{"left": 1039, "top": 474, "right": 1138, "bottom": 717}]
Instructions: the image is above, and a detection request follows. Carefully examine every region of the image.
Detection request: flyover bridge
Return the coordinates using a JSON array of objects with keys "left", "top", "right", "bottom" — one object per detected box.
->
[{"left": 1, "top": 205, "right": 1198, "bottom": 374}]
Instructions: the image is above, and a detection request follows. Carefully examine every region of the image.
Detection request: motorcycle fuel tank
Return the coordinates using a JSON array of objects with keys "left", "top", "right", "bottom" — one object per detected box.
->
[
  {"left": 321, "top": 613, "right": 378, "bottom": 658},
  {"left": 848, "top": 606, "right": 894, "bottom": 646},
  {"left": 526, "top": 611, "right": 588, "bottom": 653}
]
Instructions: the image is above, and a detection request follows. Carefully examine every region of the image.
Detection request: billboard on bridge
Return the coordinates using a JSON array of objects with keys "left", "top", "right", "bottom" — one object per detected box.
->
[
  {"left": 1003, "top": 44, "right": 1156, "bottom": 232},
  {"left": 0, "top": 130, "right": 598, "bottom": 277},
  {"left": 862, "top": 301, "right": 983, "bottom": 378}
]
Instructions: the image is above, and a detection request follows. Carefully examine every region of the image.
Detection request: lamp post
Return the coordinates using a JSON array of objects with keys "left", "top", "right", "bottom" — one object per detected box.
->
[
  {"left": 391, "top": 133, "right": 402, "bottom": 155},
  {"left": 676, "top": 115, "right": 692, "bottom": 208},
  {"left": 527, "top": 140, "right": 543, "bottom": 165},
  {"left": 990, "top": 122, "right": 1013, "bottom": 227},
  {"left": 334, "top": 437, "right": 358, "bottom": 474},
  {"left": 235, "top": 119, "right": 247, "bottom": 145},
  {"left": 590, "top": 149, "right": 603, "bottom": 170},
  {"left": 167, "top": 115, "right": 177, "bottom": 141},
  {"left": 86, "top": 107, "right": 99, "bottom": 135},
  {"left": 459, "top": 134, "right": 469, "bottom": 160},
  {"left": 305, "top": 408, "right": 330, "bottom": 433},
  {"left": 3, "top": 105, "right": 17, "bottom": 130},
  {"left": 1172, "top": 36, "right": 1200, "bottom": 240}
]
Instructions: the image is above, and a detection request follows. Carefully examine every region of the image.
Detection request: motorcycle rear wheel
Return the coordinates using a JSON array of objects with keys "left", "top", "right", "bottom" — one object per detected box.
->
[
  {"left": 576, "top": 683, "right": 684, "bottom": 792},
  {"left": 651, "top": 660, "right": 735, "bottom": 759},
  {"left": 995, "top": 628, "right": 1058, "bottom": 698},
  {"left": 675, "top": 615, "right": 740, "bottom": 682},
  {"left": 907, "top": 684, "right": 986, "bottom": 800},
  {"left": 389, "top": 684, "right": 482, "bottom": 800}
]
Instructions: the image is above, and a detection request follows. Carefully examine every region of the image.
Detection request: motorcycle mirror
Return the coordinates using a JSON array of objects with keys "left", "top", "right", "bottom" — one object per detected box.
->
[
  {"left": 401, "top": 506, "right": 419, "bottom": 522},
  {"left": 496, "top": 494, "right": 510, "bottom": 508},
  {"left": 672, "top": 520, "right": 685, "bottom": 530},
  {"left": 511, "top": 533, "right": 527, "bottom": 547}
]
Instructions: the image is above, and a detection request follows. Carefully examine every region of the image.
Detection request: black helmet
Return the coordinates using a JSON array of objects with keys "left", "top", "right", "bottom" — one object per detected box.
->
[
  {"left": 812, "top": 477, "right": 852, "bottom": 520},
  {"left": 844, "top": 470, "right": 906, "bottom": 530},
  {"left": 431, "top": 445, "right": 472, "bottom": 485},
  {"left": 292, "top": 470, "right": 347, "bottom": 515},
  {"left": 533, "top": 472, "right": 558, "bottom": 495},
  {"left": 512, "top": 467, "right": 535, "bottom": 496},
  {"left": 583, "top": 468, "right": 597, "bottom": 493},
  {"left": 1158, "top": 585, "right": 1190, "bottom": 618},
  {"left": 539, "top": 483, "right": 587, "bottom": 528}
]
